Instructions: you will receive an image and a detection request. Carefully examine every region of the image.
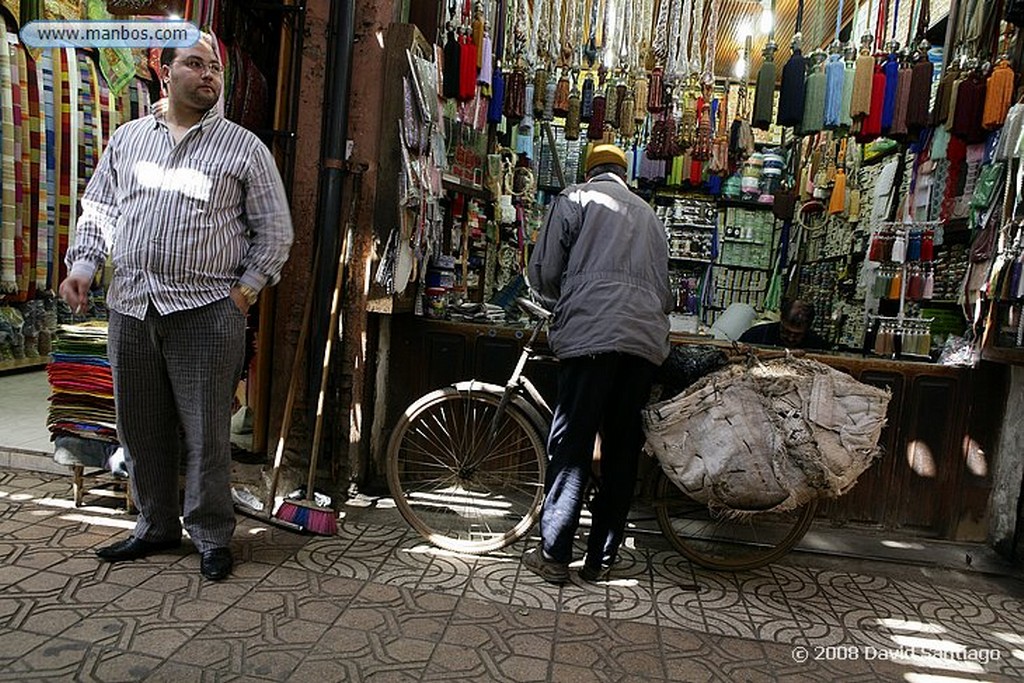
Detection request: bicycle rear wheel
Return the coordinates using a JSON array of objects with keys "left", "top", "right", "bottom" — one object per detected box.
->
[
  {"left": 386, "top": 386, "right": 547, "bottom": 553},
  {"left": 653, "top": 471, "right": 817, "bottom": 571}
]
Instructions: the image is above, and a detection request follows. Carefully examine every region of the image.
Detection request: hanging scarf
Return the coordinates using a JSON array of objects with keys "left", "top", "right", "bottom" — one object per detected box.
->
[{"left": 777, "top": 0, "right": 807, "bottom": 127}]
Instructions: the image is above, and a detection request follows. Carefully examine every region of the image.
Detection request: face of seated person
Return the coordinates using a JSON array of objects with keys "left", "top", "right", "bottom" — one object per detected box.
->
[{"left": 779, "top": 321, "right": 809, "bottom": 347}]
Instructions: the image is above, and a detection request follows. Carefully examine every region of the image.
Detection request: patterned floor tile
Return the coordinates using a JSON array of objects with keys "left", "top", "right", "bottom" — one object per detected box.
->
[
  {"left": 0, "top": 627, "right": 48, "bottom": 668},
  {"left": 421, "top": 642, "right": 549, "bottom": 682},
  {"left": 339, "top": 582, "right": 458, "bottom": 642},
  {"left": 180, "top": 607, "right": 332, "bottom": 681},
  {"left": 305, "top": 626, "right": 435, "bottom": 680},
  {"left": 441, "top": 598, "right": 556, "bottom": 661},
  {"left": 413, "top": 547, "right": 476, "bottom": 595},
  {"left": 0, "top": 570, "right": 129, "bottom": 637},
  {"left": 554, "top": 611, "right": 667, "bottom": 679},
  {"left": 234, "top": 567, "right": 363, "bottom": 624},
  {"left": 653, "top": 581, "right": 706, "bottom": 633}
]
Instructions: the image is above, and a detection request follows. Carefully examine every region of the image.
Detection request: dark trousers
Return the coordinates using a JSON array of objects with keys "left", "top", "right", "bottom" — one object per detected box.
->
[
  {"left": 108, "top": 299, "right": 245, "bottom": 552},
  {"left": 539, "top": 353, "right": 656, "bottom": 567}
]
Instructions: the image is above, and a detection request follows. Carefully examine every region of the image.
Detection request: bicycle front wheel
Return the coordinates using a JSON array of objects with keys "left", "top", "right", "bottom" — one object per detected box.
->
[
  {"left": 386, "top": 386, "right": 547, "bottom": 553},
  {"left": 654, "top": 471, "right": 817, "bottom": 571}
]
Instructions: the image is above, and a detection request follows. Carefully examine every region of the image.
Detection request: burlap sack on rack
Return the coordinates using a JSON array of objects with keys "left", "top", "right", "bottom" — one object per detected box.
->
[{"left": 643, "top": 356, "right": 891, "bottom": 514}]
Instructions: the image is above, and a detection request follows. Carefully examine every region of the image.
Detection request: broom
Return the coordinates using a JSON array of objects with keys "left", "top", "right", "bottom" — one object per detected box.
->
[
  {"left": 232, "top": 249, "right": 318, "bottom": 533},
  {"left": 275, "top": 172, "right": 362, "bottom": 534}
]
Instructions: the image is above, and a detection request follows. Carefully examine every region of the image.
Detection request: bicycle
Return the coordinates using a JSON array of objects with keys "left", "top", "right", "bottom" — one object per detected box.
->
[{"left": 385, "top": 298, "right": 817, "bottom": 570}]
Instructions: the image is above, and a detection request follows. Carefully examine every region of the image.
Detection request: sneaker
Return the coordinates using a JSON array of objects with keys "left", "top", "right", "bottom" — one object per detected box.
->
[
  {"left": 521, "top": 545, "right": 569, "bottom": 584},
  {"left": 579, "top": 563, "right": 612, "bottom": 583}
]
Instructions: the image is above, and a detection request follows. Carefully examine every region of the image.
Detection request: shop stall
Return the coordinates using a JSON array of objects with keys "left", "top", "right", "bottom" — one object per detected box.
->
[{"left": 366, "top": 0, "right": 1024, "bottom": 544}]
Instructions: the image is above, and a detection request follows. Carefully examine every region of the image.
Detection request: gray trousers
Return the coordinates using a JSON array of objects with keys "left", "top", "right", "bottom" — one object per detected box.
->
[{"left": 108, "top": 298, "right": 245, "bottom": 552}]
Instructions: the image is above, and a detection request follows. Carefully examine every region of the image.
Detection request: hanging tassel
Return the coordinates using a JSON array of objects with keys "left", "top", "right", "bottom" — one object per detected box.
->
[
  {"left": 605, "top": 84, "right": 620, "bottom": 129},
  {"left": 565, "top": 84, "right": 582, "bottom": 140},
  {"left": 504, "top": 69, "right": 526, "bottom": 123},
  {"left": 487, "top": 65, "right": 505, "bottom": 123},
  {"left": 753, "top": 43, "right": 777, "bottom": 130},
  {"left": 620, "top": 89, "right": 636, "bottom": 138},
  {"left": 615, "top": 84, "right": 627, "bottom": 129},
  {"left": 829, "top": 168, "right": 847, "bottom": 214},
  {"left": 647, "top": 67, "right": 664, "bottom": 113},
  {"left": 906, "top": 53, "right": 933, "bottom": 132},
  {"left": 880, "top": 49, "right": 899, "bottom": 132},
  {"left": 840, "top": 49, "right": 856, "bottom": 128},
  {"left": 533, "top": 68, "right": 548, "bottom": 115},
  {"left": 858, "top": 62, "right": 886, "bottom": 141},
  {"left": 802, "top": 55, "right": 826, "bottom": 135},
  {"left": 543, "top": 76, "right": 556, "bottom": 120},
  {"left": 850, "top": 36, "right": 875, "bottom": 119},
  {"left": 581, "top": 75, "right": 595, "bottom": 122},
  {"left": 517, "top": 83, "right": 535, "bottom": 158},
  {"left": 824, "top": 52, "right": 845, "bottom": 128},
  {"left": 472, "top": 14, "right": 485, "bottom": 69},
  {"left": 588, "top": 92, "right": 606, "bottom": 139},
  {"left": 952, "top": 71, "right": 987, "bottom": 143},
  {"left": 983, "top": 61, "right": 1014, "bottom": 129},
  {"left": 478, "top": 34, "right": 493, "bottom": 87},
  {"left": 553, "top": 75, "right": 570, "bottom": 117},
  {"left": 931, "top": 62, "right": 960, "bottom": 126},
  {"left": 443, "top": 29, "right": 461, "bottom": 99},
  {"left": 777, "top": 43, "right": 807, "bottom": 127},
  {"left": 891, "top": 64, "right": 913, "bottom": 138},
  {"left": 633, "top": 74, "right": 648, "bottom": 123}
]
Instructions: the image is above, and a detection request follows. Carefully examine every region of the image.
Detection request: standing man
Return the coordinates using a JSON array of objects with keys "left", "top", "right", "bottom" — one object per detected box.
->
[
  {"left": 523, "top": 144, "right": 672, "bottom": 583},
  {"left": 59, "top": 34, "right": 293, "bottom": 581}
]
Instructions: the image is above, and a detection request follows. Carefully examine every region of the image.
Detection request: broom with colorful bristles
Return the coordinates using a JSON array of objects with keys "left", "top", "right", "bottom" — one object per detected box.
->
[{"left": 275, "top": 172, "right": 362, "bottom": 535}]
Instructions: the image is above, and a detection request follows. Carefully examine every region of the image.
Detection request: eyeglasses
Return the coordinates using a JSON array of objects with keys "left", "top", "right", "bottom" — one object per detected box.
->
[{"left": 175, "top": 57, "right": 223, "bottom": 75}]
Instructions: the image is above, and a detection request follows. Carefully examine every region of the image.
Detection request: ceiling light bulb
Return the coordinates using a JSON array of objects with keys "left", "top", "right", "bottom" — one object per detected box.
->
[{"left": 760, "top": 8, "right": 774, "bottom": 34}]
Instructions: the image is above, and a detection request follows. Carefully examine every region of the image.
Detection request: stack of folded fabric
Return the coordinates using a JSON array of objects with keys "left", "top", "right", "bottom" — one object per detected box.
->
[{"left": 47, "top": 322, "right": 117, "bottom": 444}]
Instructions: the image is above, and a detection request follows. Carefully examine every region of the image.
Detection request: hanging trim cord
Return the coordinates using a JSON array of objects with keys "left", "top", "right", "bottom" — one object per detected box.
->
[
  {"left": 875, "top": 0, "right": 886, "bottom": 50},
  {"left": 795, "top": 0, "right": 804, "bottom": 36},
  {"left": 891, "top": 0, "right": 900, "bottom": 45},
  {"left": 835, "top": 0, "right": 844, "bottom": 41}
]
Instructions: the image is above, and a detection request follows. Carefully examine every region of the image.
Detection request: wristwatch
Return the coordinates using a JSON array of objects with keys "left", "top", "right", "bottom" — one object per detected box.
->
[{"left": 237, "top": 284, "right": 259, "bottom": 306}]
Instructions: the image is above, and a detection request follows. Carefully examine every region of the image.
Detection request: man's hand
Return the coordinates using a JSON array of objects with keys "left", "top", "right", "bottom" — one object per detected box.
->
[
  {"left": 59, "top": 275, "right": 92, "bottom": 315},
  {"left": 229, "top": 286, "right": 252, "bottom": 315}
]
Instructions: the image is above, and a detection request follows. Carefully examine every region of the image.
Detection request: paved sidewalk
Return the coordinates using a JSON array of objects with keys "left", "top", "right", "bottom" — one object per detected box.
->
[{"left": 1, "top": 467, "right": 1022, "bottom": 682}]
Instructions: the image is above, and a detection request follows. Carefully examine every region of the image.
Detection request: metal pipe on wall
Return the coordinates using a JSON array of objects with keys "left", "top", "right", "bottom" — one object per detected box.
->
[{"left": 309, "top": 0, "right": 356, "bottom": 421}]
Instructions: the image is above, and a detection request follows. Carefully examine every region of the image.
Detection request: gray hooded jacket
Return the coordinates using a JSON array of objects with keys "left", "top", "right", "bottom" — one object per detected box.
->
[{"left": 527, "top": 173, "right": 673, "bottom": 366}]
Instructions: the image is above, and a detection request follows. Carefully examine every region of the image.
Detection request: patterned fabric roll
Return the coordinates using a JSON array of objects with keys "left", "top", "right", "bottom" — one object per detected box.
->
[
  {"left": 13, "top": 35, "right": 27, "bottom": 297},
  {"left": 41, "top": 51, "right": 56, "bottom": 290}
]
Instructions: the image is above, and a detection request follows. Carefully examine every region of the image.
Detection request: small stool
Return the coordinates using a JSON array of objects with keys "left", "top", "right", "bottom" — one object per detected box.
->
[{"left": 71, "top": 466, "right": 135, "bottom": 513}]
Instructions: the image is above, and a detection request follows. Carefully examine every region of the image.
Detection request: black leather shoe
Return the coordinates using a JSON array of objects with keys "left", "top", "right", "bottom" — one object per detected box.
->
[
  {"left": 200, "top": 548, "right": 233, "bottom": 581},
  {"left": 95, "top": 536, "right": 181, "bottom": 563}
]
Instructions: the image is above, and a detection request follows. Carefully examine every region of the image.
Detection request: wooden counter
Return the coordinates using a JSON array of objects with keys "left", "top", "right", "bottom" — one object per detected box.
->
[{"left": 381, "top": 315, "right": 1009, "bottom": 542}]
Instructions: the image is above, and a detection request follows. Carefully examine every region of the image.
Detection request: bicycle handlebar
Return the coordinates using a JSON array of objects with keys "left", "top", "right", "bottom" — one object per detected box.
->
[{"left": 516, "top": 297, "right": 553, "bottom": 323}]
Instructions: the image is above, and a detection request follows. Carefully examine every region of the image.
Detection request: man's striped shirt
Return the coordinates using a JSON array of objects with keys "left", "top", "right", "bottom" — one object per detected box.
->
[{"left": 66, "top": 107, "right": 293, "bottom": 319}]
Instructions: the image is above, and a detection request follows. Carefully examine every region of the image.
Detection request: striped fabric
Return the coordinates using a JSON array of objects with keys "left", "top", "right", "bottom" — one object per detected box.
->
[
  {"left": 54, "top": 47, "right": 73, "bottom": 285},
  {"left": 65, "top": 106, "right": 293, "bottom": 320},
  {"left": 11, "top": 34, "right": 26, "bottom": 298},
  {"left": 41, "top": 51, "right": 57, "bottom": 291},
  {"left": 1, "top": 22, "right": 17, "bottom": 293}
]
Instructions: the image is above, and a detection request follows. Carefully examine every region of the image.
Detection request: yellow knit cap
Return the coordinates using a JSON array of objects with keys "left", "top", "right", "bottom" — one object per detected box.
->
[{"left": 585, "top": 143, "right": 627, "bottom": 173}]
